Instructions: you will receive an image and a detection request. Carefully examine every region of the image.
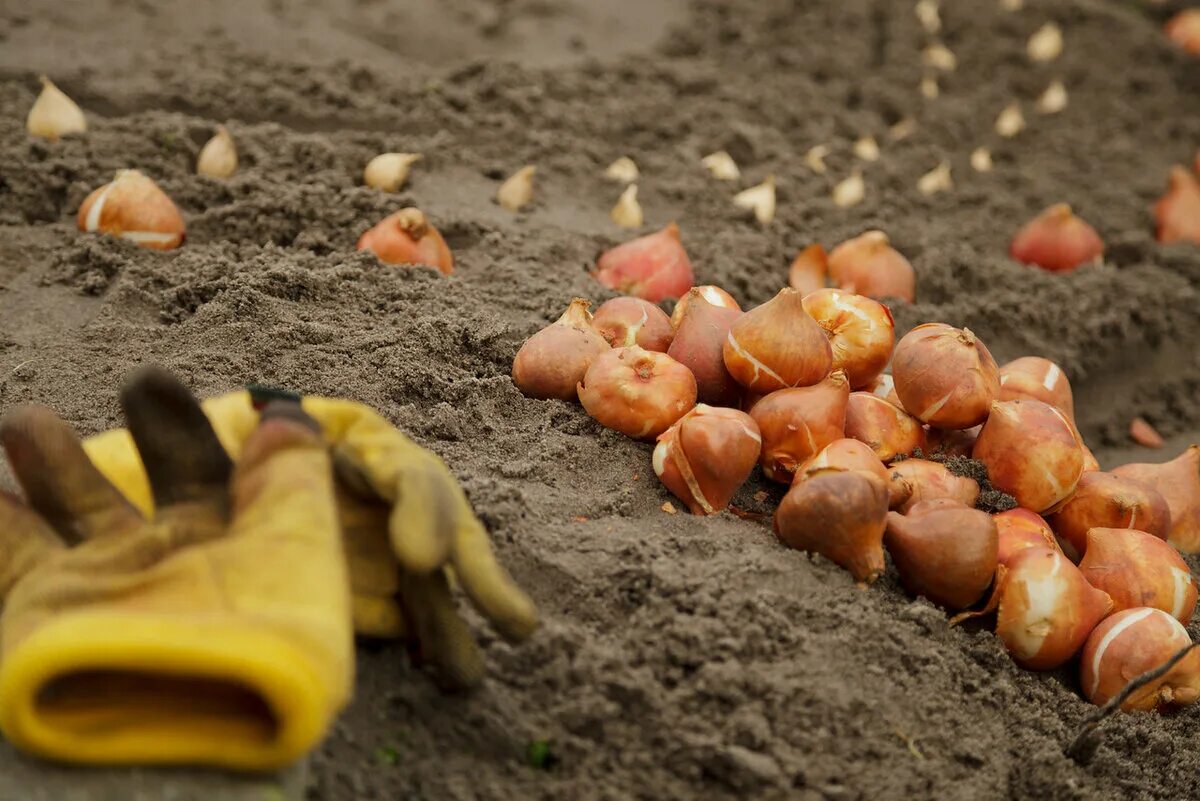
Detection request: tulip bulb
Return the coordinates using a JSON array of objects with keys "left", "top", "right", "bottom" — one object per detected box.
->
[
  {"left": 775, "top": 468, "right": 890, "bottom": 583},
  {"left": 1081, "top": 608, "right": 1200, "bottom": 710},
  {"left": 77, "top": 170, "right": 186, "bottom": 251},
  {"left": 1010, "top": 204, "right": 1104, "bottom": 272},
  {"left": 886, "top": 500, "right": 999, "bottom": 609},
  {"left": 667, "top": 292, "right": 743, "bottom": 407},
  {"left": 994, "top": 508, "right": 1060, "bottom": 567},
  {"left": 995, "top": 102, "right": 1026, "bottom": 138},
  {"left": 733, "top": 175, "right": 776, "bottom": 226},
  {"left": 357, "top": 207, "right": 454, "bottom": 274},
  {"left": 865, "top": 374, "right": 901, "bottom": 407},
  {"left": 827, "top": 231, "right": 916, "bottom": 303},
  {"left": 917, "top": 162, "right": 953, "bottom": 196},
  {"left": 888, "top": 459, "right": 980, "bottom": 514},
  {"left": 592, "top": 297, "right": 673, "bottom": 352},
  {"left": 853, "top": 136, "right": 880, "bottom": 162},
  {"left": 611, "top": 184, "right": 644, "bottom": 229},
  {"left": 1036, "top": 79, "right": 1068, "bottom": 115},
  {"left": 970, "top": 147, "right": 994, "bottom": 173},
  {"left": 973, "top": 400, "right": 1083, "bottom": 513},
  {"left": 789, "top": 244, "right": 829, "bottom": 296},
  {"left": 998, "top": 356, "right": 1074, "bottom": 420},
  {"left": 1113, "top": 446, "right": 1200, "bottom": 553},
  {"left": 892, "top": 323, "right": 1000, "bottom": 430},
  {"left": 653, "top": 405, "right": 761, "bottom": 515},
  {"left": 1027, "top": 22, "right": 1063, "bottom": 62},
  {"left": 26, "top": 76, "right": 86, "bottom": 141},
  {"left": 604, "top": 156, "right": 640, "bottom": 183},
  {"left": 364, "top": 152, "right": 421, "bottom": 192},
  {"left": 844, "top": 392, "right": 925, "bottom": 463},
  {"left": 802, "top": 289, "right": 895, "bottom": 390},
  {"left": 1079, "top": 528, "right": 1197, "bottom": 624},
  {"left": 497, "top": 165, "right": 536, "bottom": 211},
  {"left": 1166, "top": 9, "right": 1200, "bottom": 56},
  {"left": 833, "top": 169, "right": 866, "bottom": 208},
  {"left": 197, "top": 125, "right": 238, "bottom": 179},
  {"left": 723, "top": 288, "right": 833, "bottom": 394},
  {"left": 797, "top": 438, "right": 891, "bottom": 496},
  {"left": 749, "top": 372, "right": 850, "bottom": 483},
  {"left": 511, "top": 298, "right": 611, "bottom": 401},
  {"left": 702, "top": 151, "right": 740, "bottom": 181},
  {"left": 1049, "top": 471, "right": 1172, "bottom": 561},
  {"left": 996, "top": 546, "right": 1113, "bottom": 670},
  {"left": 1153, "top": 166, "right": 1200, "bottom": 246},
  {"left": 670, "top": 285, "right": 740, "bottom": 330},
  {"left": 594, "top": 222, "right": 695, "bottom": 303},
  {"left": 578, "top": 346, "right": 697, "bottom": 440}
]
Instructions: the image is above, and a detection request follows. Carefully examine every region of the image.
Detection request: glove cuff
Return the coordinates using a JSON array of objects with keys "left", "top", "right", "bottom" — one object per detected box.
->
[{"left": 0, "top": 611, "right": 344, "bottom": 771}]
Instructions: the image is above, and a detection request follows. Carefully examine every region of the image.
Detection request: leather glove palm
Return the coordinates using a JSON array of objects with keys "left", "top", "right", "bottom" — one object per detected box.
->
[
  {"left": 82, "top": 387, "right": 538, "bottom": 690},
  {"left": 0, "top": 369, "right": 353, "bottom": 770}
]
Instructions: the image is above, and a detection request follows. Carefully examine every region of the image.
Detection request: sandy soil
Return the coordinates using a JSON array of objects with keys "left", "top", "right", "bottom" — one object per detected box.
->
[{"left": 1, "top": 0, "right": 1200, "bottom": 799}]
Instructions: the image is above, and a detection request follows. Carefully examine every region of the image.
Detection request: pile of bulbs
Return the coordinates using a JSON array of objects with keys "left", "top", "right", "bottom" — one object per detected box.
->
[{"left": 512, "top": 222, "right": 1200, "bottom": 713}]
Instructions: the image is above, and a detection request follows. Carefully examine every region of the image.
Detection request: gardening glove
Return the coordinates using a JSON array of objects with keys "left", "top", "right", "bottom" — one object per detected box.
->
[
  {"left": 0, "top": 368, "right": 353, "bottom": 771},
  {"left": 82, "top": 386, "right": 539, "bottom": 691}
]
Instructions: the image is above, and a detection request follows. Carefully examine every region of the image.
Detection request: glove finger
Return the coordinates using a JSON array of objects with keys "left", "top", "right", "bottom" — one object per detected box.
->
[
  {"left": 0, "top": 489, "right": 65, "bottom": 597},
  {"left": 399, "top": 571, "right": 485, "bottom": 691},
  {"left": 120, "top": 366, "right": 233, "bottom": 512},
  {"left": 1, "top": 405, "right": 143, "bottom": 543},
  {"left": 452, "top": 516, "right": 539, "bottom": 643},
  {"left": 388, "top": 458, "right": 455, "bottom": 574}
]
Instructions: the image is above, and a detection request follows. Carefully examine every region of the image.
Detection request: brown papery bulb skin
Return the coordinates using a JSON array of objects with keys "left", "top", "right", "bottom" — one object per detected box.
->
[
  {"left": 1080, "top": 608, "right": 1200, "bottom": 711},
  {"left": 1165, "top": 10, "right": 1200, "bottom": 57},
  {"left": 892, "top": 323, "right": 1000, "bottom": 430},
  {"left": 996, "top": 546, "right": 1114, "bottom": 670},
  {"left": 844, "top": 392, "right": 925, "bottom": 463},
  {"left": 827, "top": 231, "right": 916, "bottom": 303},
  {"left": 994, "top": 508, "right": 1061, "bottom": 567},
  {"left": 1080, "top": 440, "right": 1101, "bottom": 473},
  {"left": 775, "top": 468, "right": 890, "bottom": 583},
  {"left": 667, "top": 292, "right": 744, "bottom": 407},
  {"left": 653, "top": 405, "right": 762, "bottom": 515},
  {"left": 1080, "top": 528, "right": 1197, "bottom": 624},
  {"left": 723, "top": 289, "right": 833, "bottom": 394},
  {"left": 511, "top": 299, "right": 611, "bottom": 401},
  {"left": 356, "top": 207, "right": 454, "bottom": 274},
  {"left": 796, "top": 438, "right": 888, "bottom": 487},
  {"left": 802, "top": 289, "right": 895, "bottom": 390},
  {"left": 1009, "top": 203, "right": 1104, "bottom": 272},
  {"left": 999, "top": 356, "right": 1074, "bottom": 420},
  {"left": 670, "top": 285, "right": 740, "bottom": 330},
  {"left": 888, "top": 459, "right": 980, "bottom": 514},
  {"left": 1048, "top": 471, "right": 1172, "bottom": 561},
  {"left": 577, "top": 346, "right": 697, "bottom": 440},
  {"left": 749, "top": 372, "right": 850, "bottom": 483},
  {"left": 76, "top": 170, "right": 186, "bottom": 251},
  {"left": 1113, "top": 446, "right": 1200, "bottom": 553},
  {"left": 788, "top": 244, "right": 829, "bottom": 296},
  {"left": 1154, "top": 166, "right": 1200, "bottom": 245},
  {"left": 865, "top": 373, "right": 902, "bottom": 407},
  {"left": 923, "top": 425, "right": 982, "bottom": 458},
  {"left": 594, "top": 222, "right": 695, "bottom": 303},
  {"left": 885, "top": 499, "right": 999, "bottom": 610},
  {"left": 592, "top": 297, "right": 674, "bottom": 352},
  {"left": 973, "top": 400, "right": 1083, "bottom": 514}
]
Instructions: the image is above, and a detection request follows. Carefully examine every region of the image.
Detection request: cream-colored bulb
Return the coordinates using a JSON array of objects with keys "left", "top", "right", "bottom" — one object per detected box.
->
[
  {"left": 923, "top": 43, "right": 957, "bottom": 72},
  {"left": 611, "top": 184, "right": 644, "bottom": 229},
  {"left": 26, "top": 76, "right": 86, "bottom": 141},
  {"left": 889, "top": 117, "right": 918, "bottom": 141},
  {"left": 1028, "top": 22, "right": 1063, "bottom": 62},
  {"left": 364, "top": 152, "right": 421, "bottom": 192},
  {"left": 833, "top": 169, "right": 866, "bottom": 208},
  {"left": 497, "top": 165, "right": 536, "bottom": 211},
  {"left": 805, "top": 145, "right": 829, "bottom": 174},
  {"left": 1036, "top": 80, "right": 1068, "bottom": 114},
  {"left": 605, "top": 156, "right": 639, "bottom": 183},
  {"left": 733, "top": 175, "right": 776, "bottom": 225},
  {"left": 996, "top": 102, "right": 1026, "bottom": 138},
  {"left": 970, "top": 147, "right": 994, "bottom": 173},
  {"left": 915, "top": 0, "right": 941, "bottom": 34},
  {"left": 197, "top": 125, "right": 239, "bottom": 179},
  {"left": 854, "top": 136, "right": 880, "bottom": 162},
  {"left": 701, "top": 151, "right": 740, "bottom": 181},
  {"left": 921, "top": 75, "right": 940, "bottom": 100},
  {"left": 917, "top": 162, "right": 953, "bottom": 196}
]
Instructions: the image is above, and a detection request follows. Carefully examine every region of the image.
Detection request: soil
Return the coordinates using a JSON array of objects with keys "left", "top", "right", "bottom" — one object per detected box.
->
[{"left": 2, "top": 0, "right": 1200, "bottom": 799}]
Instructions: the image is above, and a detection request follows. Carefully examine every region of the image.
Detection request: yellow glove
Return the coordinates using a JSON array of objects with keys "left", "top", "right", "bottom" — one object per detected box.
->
[
  {"left": 82, "top": 385, "right": 538, "bottom": 690},
  {"left": 0, "top": 368, "right": 353, "bottom": 771}
]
